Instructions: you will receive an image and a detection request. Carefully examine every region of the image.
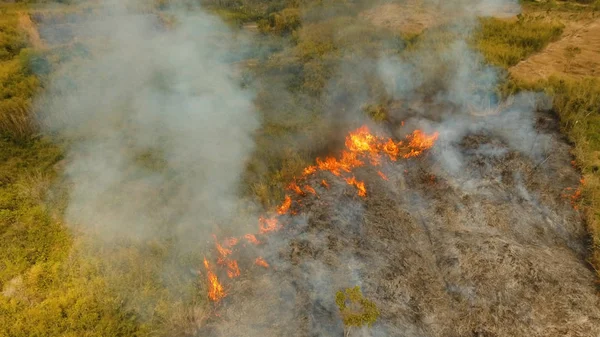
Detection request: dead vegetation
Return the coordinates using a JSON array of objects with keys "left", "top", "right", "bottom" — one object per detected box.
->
[
  {"left": 198, "top": 107, "right": 600, "bottom": 337},
  {"left": 510, "top": 11, "right": 600, "bottom": 81}
]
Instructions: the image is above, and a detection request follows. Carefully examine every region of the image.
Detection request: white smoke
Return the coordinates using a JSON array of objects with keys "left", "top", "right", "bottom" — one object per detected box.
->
[{"left": 38, "top": 1, "right": 258, "bottom": 246}]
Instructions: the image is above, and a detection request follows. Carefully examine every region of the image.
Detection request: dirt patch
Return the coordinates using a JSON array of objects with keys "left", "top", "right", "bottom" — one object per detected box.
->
[
  {"left": 360, "top": 2, "right": 444, "bottom": 35},
  {"left": 361, "top": 0, "right": 520, "bottom": 34},
  {"left": 510, "top": 12, "right": 600, "bottom": 81},
  {"left": 18, "top": 12, "right": 45, "bottom": 50}
]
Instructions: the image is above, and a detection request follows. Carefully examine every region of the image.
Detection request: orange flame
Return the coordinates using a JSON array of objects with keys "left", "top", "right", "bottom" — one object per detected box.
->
[
  {"left": 203, "top": 258, "right": 225, "bottom": 302},
  {"left": 382, "top": 139, "right": 400, "bottom": 161},
  {"left": 304, "top": 185, "right": 316, "bottom": 195},
  {"left": 226, "top": 260, "right": 240, "bottom": 278},
  {"left": 277, "top": 195, "right": 292, "bottom": 214},
  {"left": 223, "top": 237, "right": 238, "bottom": 247},
  {"left": 403, "top": 130, "right": 439, "bottom": 158},
  {"left": 202, "top": 125, "right": 439, "bottom": 303},
  {"left": 244, "top": 233, "right": 260, "bottom": 245},
  {"left": 345, "top": 126, "right": 379, "bottom": 153},
  {"left": 303, "top": 166, "right": 317, "bottom": 176},
  {"left": 255, "top": 257, "right": 269, "bottom": 268},
  {"left": 259, "top": 216, "right": 280, "bottom": 234},
  {"left": 345, "top": 176, "right": 367, "bottom": 197},
  {"left": 288, "top": 182, "right": 304, "bottom": 196}
]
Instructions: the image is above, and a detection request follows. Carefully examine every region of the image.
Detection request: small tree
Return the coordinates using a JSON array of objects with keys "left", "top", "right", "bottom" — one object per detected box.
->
[{"left": 335, "top": 286, "right": 380, "bottom": 337}]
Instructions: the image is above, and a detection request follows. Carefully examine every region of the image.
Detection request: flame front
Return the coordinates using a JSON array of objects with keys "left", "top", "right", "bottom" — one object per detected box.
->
[
  {"left": 203, "top": 258, "right": 225, "bottom": 302},
  {"left": 202, "top": 125, "right": 439, "bottom": 303},
  {"left": 255, "top": 257, "right": 269, "bottom": 268}
]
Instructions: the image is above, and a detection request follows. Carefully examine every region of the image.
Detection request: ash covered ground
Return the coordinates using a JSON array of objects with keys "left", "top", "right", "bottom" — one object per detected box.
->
[{"left": 204, "top": 105, "right": 600, "bottom": 337}]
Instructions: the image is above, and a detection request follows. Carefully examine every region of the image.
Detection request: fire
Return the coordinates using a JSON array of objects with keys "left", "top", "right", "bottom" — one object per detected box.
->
[
  {"left": 214, "top": 236, "right": 232, "bottom": 264},
  {"left": 378, "top": 171, "right": 389, "bottom": 181},
  {"left": 304, "top": 185, "right": 316, "bottom": 195},
  {"left": 255, "top": 257, "right": 269, "bottom": 268},
  {"left": 244, "top": 233, "right": 260, "bottom": 245},
  {"left": 277, "top": 195, "right": 292, "bottom": 214},
  {"left": 382, "top": 139, "right": 400, "bottom": 161},
  {"left": 224, "top": 237, "right": 238, "bottom": 247},
  {"left": 403, "top": 130, "right": 439, "bottom": 158},
  {"left": 259, "top": 216, "right": 280, "bottom": 234},
  {"left": 288, "top": 181, "right": 304, "bottom": 196},
  {"left": 345, "top": 176, "right": 367, "bottom": 197},
  {"left": 204, "top": 258, "right": 225, "bottom": 302},
  {"left": 303, "top": 166, "right": 317, "bottom": 176},
  {"left": 345, "top": 126, "right": 379, "bottom": 153},
  {"left": 226, "top": 260, "right": 240, "bottom": 278},
  {"left": 201, "top": 125, "right": 439, "bottom": 303}
]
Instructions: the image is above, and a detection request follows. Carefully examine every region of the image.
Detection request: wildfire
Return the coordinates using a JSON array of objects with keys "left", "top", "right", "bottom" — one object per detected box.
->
[
  {"left": 204, "top": 258, "right": 225, "bottom": 302},
  {"left": 226, "top": 260, "right": 240, "bottom": 278},
  {"left": 345, "top": 176, "right": 367, "bottom": 197},
  {"left": 403, "top": 130, "right": 439, "bottom": 158},
  {"left": 277, "top": 195, "right": 292, "bottom": 214},
  {"left": 244, "top": 233, "right": 260, "bottom": 245},
  {"left": 201, "top": 125, "right": 439, "bottom": 303},
  {"left": 288, "top": 181, "right": 304, "bottom": 196},
  {"left": 259, "top": 216, "right": 280, "bottom": 234},
  {"left": 304, "top": 185, "right": 316, "bottom": 195},
  {"left": 255, "top": 257, "right": 269, "bottom": 268}
]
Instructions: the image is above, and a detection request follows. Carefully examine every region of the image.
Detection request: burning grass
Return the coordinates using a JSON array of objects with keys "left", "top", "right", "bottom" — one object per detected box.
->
[{"left": 202, "top": 125, "right": 438, "bottom": 304}]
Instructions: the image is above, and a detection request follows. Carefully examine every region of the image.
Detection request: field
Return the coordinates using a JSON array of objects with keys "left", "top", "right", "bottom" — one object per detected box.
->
[{"left": 1, "top": 0, "right": 600, "bottom": 336}]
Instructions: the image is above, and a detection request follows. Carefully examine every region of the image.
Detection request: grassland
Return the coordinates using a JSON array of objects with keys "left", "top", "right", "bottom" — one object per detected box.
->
[{"left": 1, "top": 0, "right": 600, "bottom": 336}]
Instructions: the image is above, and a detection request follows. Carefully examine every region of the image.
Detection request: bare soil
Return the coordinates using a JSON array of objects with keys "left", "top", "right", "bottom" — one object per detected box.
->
[
  {"left": 361, "top": 0, "right": 520, "bottom": 34},
  {"left": 510, "top": 11, "right": 600, "bottom": 81}
]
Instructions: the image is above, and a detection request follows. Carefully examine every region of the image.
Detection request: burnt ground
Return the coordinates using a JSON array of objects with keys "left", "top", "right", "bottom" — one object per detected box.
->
[{"left": 202, "top": 106, "right": 600, "bottom": 337}]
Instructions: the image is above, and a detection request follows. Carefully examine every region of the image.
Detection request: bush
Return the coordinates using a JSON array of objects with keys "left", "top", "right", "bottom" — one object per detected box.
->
[
  {"left": 258, "top": 8, "right": 301, "bottom": 34},
  {"left": 335, "top": 286, "right": 380, "bottom": 329}
]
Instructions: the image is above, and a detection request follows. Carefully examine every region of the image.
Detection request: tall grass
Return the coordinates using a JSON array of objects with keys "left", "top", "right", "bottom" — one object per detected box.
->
[
  {"left": 476, "top": 14, "right": 564, "bottom": 68},
  {"left": 0, "top": 9, "right": 41, "bottom": 142}
]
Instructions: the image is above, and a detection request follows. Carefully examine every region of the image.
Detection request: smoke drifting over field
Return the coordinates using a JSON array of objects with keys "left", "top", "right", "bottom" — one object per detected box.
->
[
  {"left": 35, "top": 0, "right": 600, "bottom": 336},
  {"left": 38, "top": 1, "right": 259, "bottom": 246}
]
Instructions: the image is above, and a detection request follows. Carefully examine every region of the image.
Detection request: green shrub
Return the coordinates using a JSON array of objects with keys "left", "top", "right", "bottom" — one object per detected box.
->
[
  {"left": 335, "top": 286, "right": 380, "bottom": 328},
  {"left": 259, "top": 8, "right": 301, "bottom": 34}
]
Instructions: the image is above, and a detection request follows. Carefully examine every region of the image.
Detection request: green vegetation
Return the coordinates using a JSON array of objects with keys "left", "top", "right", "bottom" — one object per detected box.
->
[
  {"left": 476, "top": 14, "right": 564, "bottom": 68},
  {"left": 335, "top": 286, "right": 380, "bottom": 330},
  {"left": 0, "top": 6, "right": 41, "bottom": 142},
  {"left": 521, "top": 0, "right": 600, "bottom": 12},
  {"left": 0, "top": 4, "right": 206, "bottom": 337}
]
